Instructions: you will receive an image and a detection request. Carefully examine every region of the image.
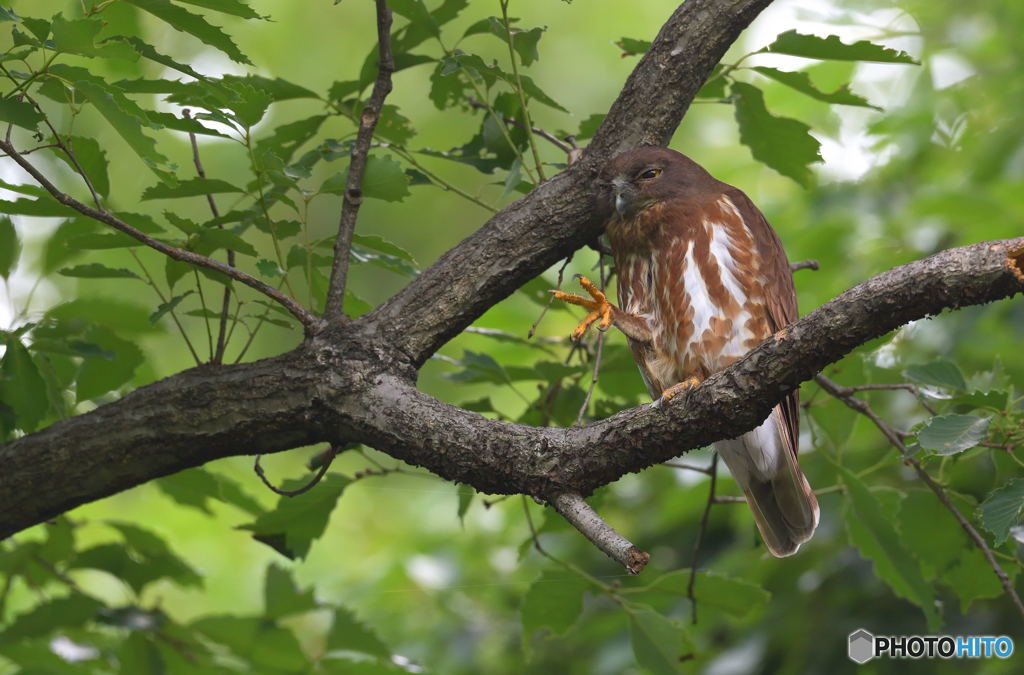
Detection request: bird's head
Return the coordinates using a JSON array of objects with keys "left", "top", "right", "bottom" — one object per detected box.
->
[{"left": 599, "top": 147, "right": 715, "bottom": 219}]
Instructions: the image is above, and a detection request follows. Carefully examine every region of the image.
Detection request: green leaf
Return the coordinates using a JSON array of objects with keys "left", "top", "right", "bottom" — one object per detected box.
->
[
  {"left": 48, "top": 64, "right": 175, "bottom": 183},
  {"left": 107, "top": 521, "right": 203, "bottom": 589},
  {"left": 731, "top": 81, "right": 822, "bottom": 186},
  {"left": 76, "top": 325, "right": 145, "bottom": 401},
  {"left": 456, "top": 484, "right": 474, "bottom": 526},
  {"left": 944, "top": 547, "right": 1017, "bottom": 612},
  {"left": 627, "top": 604, "right": 692, "bottom": 675},
  {"left": 59, "top": 263, "right": 140, "bottom": 280},
  {"left": 191, "top": 227, "right": 259, "bottom": 257},
  {"left": 979, "top": 479, "right": 1024, "bottom": 546},
  {"left": 192, "top": 615, "right": 309, "bottom": 671},
  {"left": 46, "top": 297, "right": 163, "bottom": 334},
  {"left": 521, "top": 568, "right": 587, "bottom": 639},
  {"left": 155, "top": 467, "right": 265, "bottom": 517},
  {"left": 54, "top": 136, "right": 110, "bottom": 198},
  {"left": 142, "top": 177, "right": 244, "bottom": 200},
  {"left": 0, "top": 595, "right": 104, "bottom": 645},
  {"left": 176, "top": 0, "right": 264, "bottom": 20},
  {"left": 256, "top": 258, "right": 285, "bottom": 277},
  {"left": 106, "top": 35, "right": 204, "bottom": 79},
  {"left": 752, "top": 66, "right": 880, "bottom": 109},
  {"left": 240, "top": 474, "right": 350, "bottom": 559},
  {"left": 447, "top": 53, "right": 567, "bottom": 111},
  {"left": 897, "top": 490, "right": 964, "bottom": 579},
  {"left": 838, "top": 466, "right": 939, "bottom": 629},
  {"left": 917, "top": 414, "right": 990, "bottom": 455},
  {"left": 0, "top": 217, "right": 20, "bottom": 277},
  {"left": 442, "top": 350, "right": 511, "bottom": 385},
  {"left": 150, "top": 292, "right": 193, "bottom": 324},
  {"left": 763, "top": 30, "right": 919, "bottom": 64},
  {"left": 638, "top": 569, "right": 770, "bottom": 619},
  {"left": 50, "top": 14, "right": 110, "bottom": 57},
  {"left": 320, "top": 155, "right": 411, "bottom": 202},
  {"left": 123, "top": 0, "right": 252, "bottom": 65},
  {"left": 0, "top": 96, "right": 43, "bottom": 131},
  {"left": 615, "top": 36, "right": 650, "bottom": 57},
  {"left": 326, "top": 606, "right": 391, "bottom": 658},
  {"left": 0, "top": 197, "right": 78, "bottom": 217},
  {"left": 903, "top": 360, "right": 967, "bottom": 391},
  {"left": 0, "top": 335, "right": 50, "bottom": 432},
  {"left": 264, "top": 564, "right": 318, "bottom": 619}
]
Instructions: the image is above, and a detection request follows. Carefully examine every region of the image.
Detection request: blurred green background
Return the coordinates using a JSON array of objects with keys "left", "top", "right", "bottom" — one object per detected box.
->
[{"left": 1, "top": 0, "right": 1023, "bottom": 673}]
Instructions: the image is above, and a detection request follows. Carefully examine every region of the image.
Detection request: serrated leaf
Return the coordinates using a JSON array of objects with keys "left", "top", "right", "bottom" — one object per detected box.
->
[
  {"left": 264, "top": 564, "right": 318, "bottom": 619},
  {"left": 903, "top": 360, "right": 967, "bottom": 391},
  {"left": 142, "top": 177, "right": 244, "bottom": 200},
  {"left": 752, "top": 66, "right": 880, "bottom": 109},
  {"left": 155, "top": 467, "right": 265, "bottom": 517},
  {"left": 54, "top": 136, "right": 110, "bottom": 198},
  {"left": 48, "top": 64, "right": 174, "bottom": 183},
  {"left": 320, "top": 155, "right": 411, "bottom": 202},
  {"left": 106, "top": 34, "right": 204, "bottom": 79},
  {"left": 176, "top": 0, "right": 264, "bottom": 20},
  {"left": 240, "top": 474, "right": 349, "bottom": 559},
  {"left": 838, "top": 466, "right": 939, "bottom": 630},
  {"left": 979, "top": 479, "right": 1024, "bottom": 546},
  {"left": 326, "top": 606, "right": 391, "bottom": 658},
  {"left": 0, "top": 96, "right": 43, "bottom": 130},
  {"left": 627, "top": 604, "right": 692, "bottom": 675},
  {"left": 0, "top": 334, "right": 49, "bottom": 432},
  {"left": 50, "top": 14, "right": 110, "bottom": 57},
  {"left": 897, "top": 490, "right": 964, "bottom": 579},
  {"left": 456, "top": 484, "right": 474, "bottom": 526},
  {"left": 193, "top": 615, "right": 309, "bottom": 671},
  {"left": 944, "top": 547, "right": 1016, "bottom": 612},
  {"left": 150, "top": 292, "right": 193, "bottom": 324},
  {"left": 256, "top": 258, "right": 285, "bottom": 277},
  {"left": 58, "top": 263, "right": 140, "bottom": 280},
  {"left": 615, "top": 36, "right": 650, "bottom": 57},
  {"left": 442, "top": 349, "right": 510, "bottom": 385},
  {"left": 521, "top": 568, "right": 587, "bottom": 640},
  {"left": 0, "top": 197, "right": 78, "bottom": 217},
  {"left": 0, "top": 217, "right": 19, "bottom": 277},
  {"left": 76, "top": 325, "right": 145, "bottom": 401},
  {"left": 732, "top": 81, "right": 821, "bottom": 186},
  {"left": 763, "top": 30, "right": 919, "bottom": 64},
  {"left": 191, "top": 228, "right": 259, "bottom": 257},
  {"left": 917, "top": 414, "right": 990, "bottom": 455},
  {"left": 447, "top": 53, "right": 566, "bottom": 111},
  {"left": 124, "top": 0, "right": 252, "bottom": 65}
]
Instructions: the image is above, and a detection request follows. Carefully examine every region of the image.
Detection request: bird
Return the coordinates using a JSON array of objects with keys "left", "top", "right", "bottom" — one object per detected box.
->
[{"left": 552, "top": 146, "right": 818, "bottom": 556}]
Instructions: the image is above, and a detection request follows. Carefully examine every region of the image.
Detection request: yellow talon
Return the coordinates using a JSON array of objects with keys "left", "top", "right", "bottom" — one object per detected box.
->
[
  {"left": 549, "top": 275, "right": 613, "bottom": 340},
  {"left": 659, "top": 376, "right": 702, "bottom": 404}
]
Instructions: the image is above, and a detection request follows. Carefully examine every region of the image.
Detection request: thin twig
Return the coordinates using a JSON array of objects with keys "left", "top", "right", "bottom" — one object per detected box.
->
[
  {"left": 844, "top": 382, "right": 939, "bottom": 415},
  {"left": 663, "top": 462, "right": 714, "bottom": 475},
  {"left": 548, "top": 491, "right": 650, "bottom": 574},
  {"left": 467, "top": 96, "right": 571, "bottom": 155},
  {"left": 323, "top": 0, "right": 394, "bottom": 323},
  {"left": 815, "top": 374, "right": 1024, "bottom": 621},
  {"left": 687, "top": 452, "right": 718, "bottom": 625},
  {"left": 0, "top": 139, "right": 317, "bottom": 328},
  {"left": 790, "top": 259, "right": 819, "bottom": 273},
  {"left": 528, "top": 254, "right": 573, "bottom": 338},
  {"left": 254, "top": 445, "right": 340, "bottom": 497},
  {"left": 184, "top": 109, "right": 233, "bottom": 364},
  {"left": 575, "top": 254, "right": 608, "bottom": 424},
  {"left": 500, "top": 0, "right": 545, "bottom": 180},
  {"left": 129, "top": 250, "right": 202, "bottom": 366}
]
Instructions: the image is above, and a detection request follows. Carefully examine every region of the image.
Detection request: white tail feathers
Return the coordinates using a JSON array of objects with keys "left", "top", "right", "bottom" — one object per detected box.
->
[{"left": 715, "top": 411, "right": 819, "bottom": 557}]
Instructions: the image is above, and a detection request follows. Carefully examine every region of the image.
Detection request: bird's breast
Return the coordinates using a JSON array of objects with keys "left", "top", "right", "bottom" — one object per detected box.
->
[{"left": 615, "top": 196, "right": 771, "bottom": 387}]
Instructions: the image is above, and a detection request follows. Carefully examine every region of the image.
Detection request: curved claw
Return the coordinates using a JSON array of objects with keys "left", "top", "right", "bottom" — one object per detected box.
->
[{"left": 550, "top": 275, "right": 613, "bottom": 340}]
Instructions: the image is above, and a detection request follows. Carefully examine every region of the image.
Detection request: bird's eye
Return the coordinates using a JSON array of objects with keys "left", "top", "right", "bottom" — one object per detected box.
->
[{"left": 638, "top": 168, "right": 662, "bottom": 180}]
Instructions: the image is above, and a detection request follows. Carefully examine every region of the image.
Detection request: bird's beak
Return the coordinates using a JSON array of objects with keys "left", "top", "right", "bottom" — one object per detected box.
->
[{"left": 612, "top": 179, "right": 629, "bottom": 217}]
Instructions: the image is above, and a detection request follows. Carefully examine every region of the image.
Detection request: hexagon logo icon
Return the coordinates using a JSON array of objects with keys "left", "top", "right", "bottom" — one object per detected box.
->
[{"left": 848, "top": 628, "right": 875, "bottom": 664}]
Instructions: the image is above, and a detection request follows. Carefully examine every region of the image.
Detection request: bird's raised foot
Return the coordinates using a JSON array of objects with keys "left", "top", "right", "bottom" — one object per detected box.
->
[
  {"left": 550, "top": 274, "right": 612, "bottom": 340},
  {"left": 654, "top": 376, "right": 702, "bottom": 408}
]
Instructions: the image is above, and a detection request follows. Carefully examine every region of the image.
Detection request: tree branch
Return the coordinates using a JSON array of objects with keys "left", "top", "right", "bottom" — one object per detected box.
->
[
  {"left": 3, "top": 238, "right": 1020, "bottom": 539},
  {"left": 548, "top": 492, "right": 650, "bottom": 574},
  {"left": 323, "top": 0, "right": 395, "bottom": 323},
  {"left": 814, "top": 374, "right": 1024, "bottom": 622},
  {"left": 0, "top": 139, "right": 317, "bottom": 329},
  {"left": 368, "top": 0, "right": 774, "bottom": 367}
]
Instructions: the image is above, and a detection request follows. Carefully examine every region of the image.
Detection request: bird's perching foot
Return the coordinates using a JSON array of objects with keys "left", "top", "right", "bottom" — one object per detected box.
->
[
  {"left": 654, "top": 376, "right": 702, "bottom": 407},
  {"left": 550, "top": 274, "right": 613, "bottom": 340}
]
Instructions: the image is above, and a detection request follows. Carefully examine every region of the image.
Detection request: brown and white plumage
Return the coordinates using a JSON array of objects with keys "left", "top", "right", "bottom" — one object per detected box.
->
[{"left": 560, "top": 147, "right": 818, "bottom": 556}]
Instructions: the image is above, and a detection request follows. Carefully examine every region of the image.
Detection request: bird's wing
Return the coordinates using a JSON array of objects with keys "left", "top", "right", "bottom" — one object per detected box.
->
[{"left": 727, "top": 188, "right": 800, "bottom": 455}]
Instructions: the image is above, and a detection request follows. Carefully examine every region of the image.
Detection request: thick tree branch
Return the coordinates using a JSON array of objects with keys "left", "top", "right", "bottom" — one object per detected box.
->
[
  {"left": 323, "top": 0, "right": 394, "bottom": 323},
  {"left": 3, "top": 238, "right": 1020, "bottom": 539},
  {"left": 0, "top": 139, "right": 316, "bottom": 328},
  {"left": 367, "top": 0, "right": 774, "bottom": 367}
]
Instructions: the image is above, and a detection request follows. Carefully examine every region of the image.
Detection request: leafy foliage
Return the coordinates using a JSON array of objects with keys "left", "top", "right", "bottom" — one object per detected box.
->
[{"left": 1, "top": 0, "right": 1022, "bottom": 673}]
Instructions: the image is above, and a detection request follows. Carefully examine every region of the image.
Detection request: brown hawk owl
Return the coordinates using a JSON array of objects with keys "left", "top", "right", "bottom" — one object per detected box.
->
[{"left": 554, "top": 147, "right": 818, "bottom": 556}]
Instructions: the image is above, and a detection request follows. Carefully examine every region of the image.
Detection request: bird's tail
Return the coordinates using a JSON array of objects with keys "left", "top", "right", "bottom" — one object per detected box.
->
[{"left": 715, "top": 410, "right": 819, "bottom": 557}]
